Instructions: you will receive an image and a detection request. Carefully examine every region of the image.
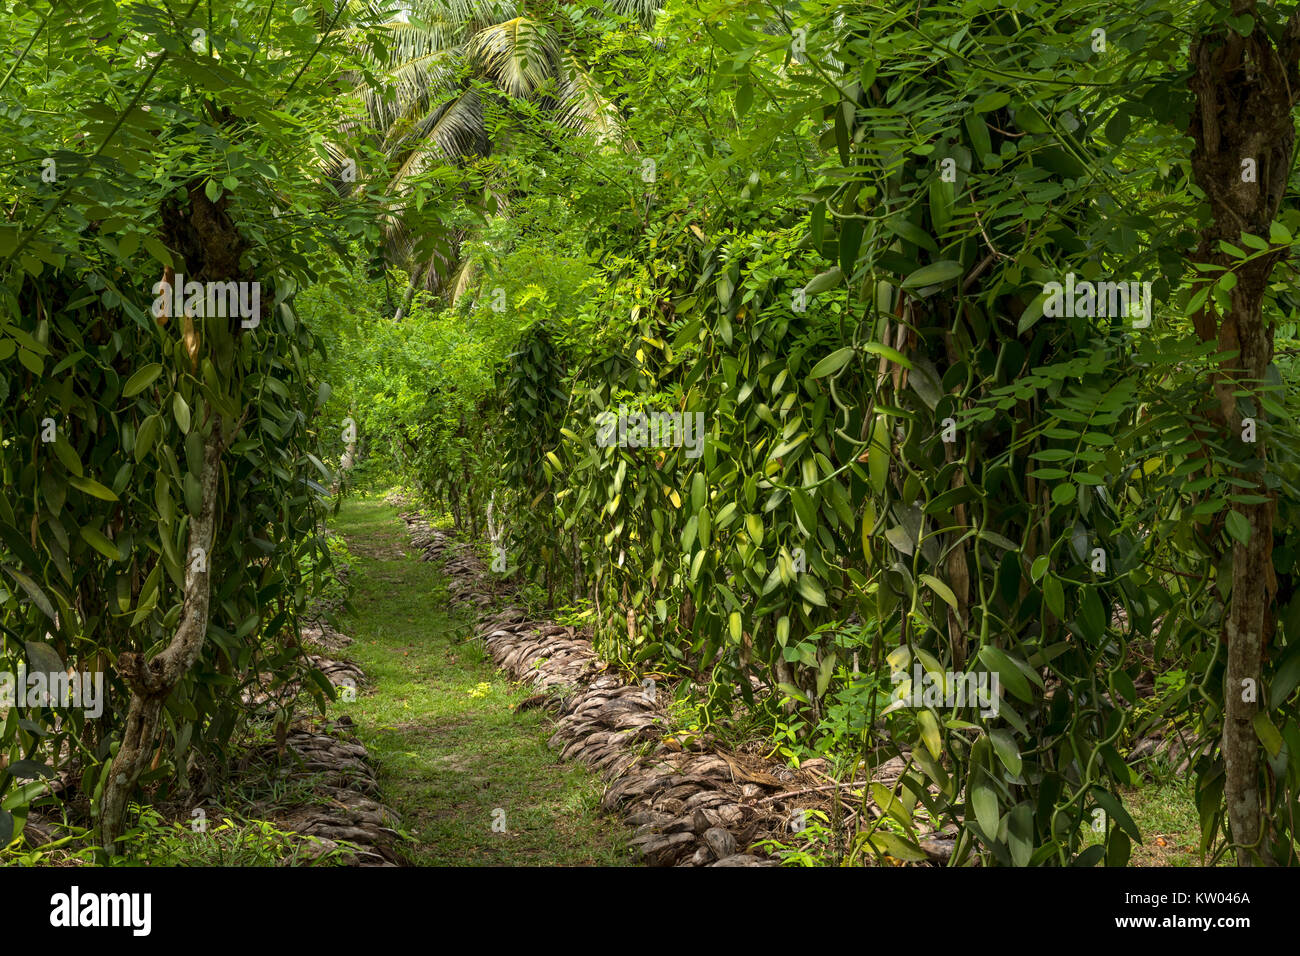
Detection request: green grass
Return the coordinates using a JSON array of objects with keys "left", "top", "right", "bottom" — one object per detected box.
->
[
  {"left": 324, "top": 498, "right": 631, "bottom": 866},
  {"left": 1080, "top": 774, "right": 1216, "bottom": 866}
]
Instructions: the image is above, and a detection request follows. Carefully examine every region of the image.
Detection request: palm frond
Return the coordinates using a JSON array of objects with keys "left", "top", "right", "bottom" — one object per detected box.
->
[
  {"left": 386, "top": 88, "right": 485, "bottom": 192},
  {"left": 554, "top": 52, "right": 626, "bottom": 147},
  {"left": 414, "top": 87, "right": 486, "bottom": 159},
  {"left": 604, "top": 0, "right": 665, "bottom": 28},
  {"left": 409, "top": 0, "right": 520, "bottom": 33},
  {"left": 449, "top": 256, "right": 477, "bottom": 307},
  {"left": 370, "top": 19, "right": 466, "bottom": 61},
  {"left": 468, "top": 17, "right": 561, "bottom": 98},
  {"left": 361, "top": 43, "right": 467, "bottom": 133}
]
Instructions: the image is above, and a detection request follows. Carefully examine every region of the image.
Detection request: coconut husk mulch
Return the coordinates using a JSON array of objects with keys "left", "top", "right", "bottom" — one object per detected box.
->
[
  {"left": 232, "top": 619, "right": 405, "bottom": 866},
  {"left": 10, "top": 620, "right": 403, "bottom": 866},
  {"left": 250, "top": 716, "right": 405, "bottom": 866},
  {"left": 398, "top": 507, "right": 955, "bottom": 867}
]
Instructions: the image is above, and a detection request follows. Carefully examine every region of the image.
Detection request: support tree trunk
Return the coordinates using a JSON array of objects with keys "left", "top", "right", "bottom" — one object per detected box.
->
[
  {"left": 393, "top": 270, "right": 420, "bottom": 322},
  {"left": 99, "top": 177, "right": 248, "bottom": 853},
  {"left": 1186, "top": 3, "right": 1300, "bottom": 865},
  {"left": 99, "top": 425, "right": 224, "bottom": 852}
]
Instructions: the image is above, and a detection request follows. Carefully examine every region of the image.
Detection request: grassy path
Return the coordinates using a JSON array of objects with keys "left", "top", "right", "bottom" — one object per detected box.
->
[{"left": 324, "top": 498, "right": 630, "bottom": 866}]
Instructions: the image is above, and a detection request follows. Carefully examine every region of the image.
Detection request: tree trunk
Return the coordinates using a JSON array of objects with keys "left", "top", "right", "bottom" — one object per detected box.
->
[
  {"left": 99, "top": 424, "right": 225, "bottom": 853},
  {"left": 393, "top": 270, "right": 419, "bottom": 322},
  {"left": 1186, "top": 5, "right": 1300, "bottom": 864}
]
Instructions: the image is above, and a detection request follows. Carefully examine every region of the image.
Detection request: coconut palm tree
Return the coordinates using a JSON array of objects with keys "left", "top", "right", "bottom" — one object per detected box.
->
[{"left": 338, "top": 0, "right": 664, "bottom": 316}]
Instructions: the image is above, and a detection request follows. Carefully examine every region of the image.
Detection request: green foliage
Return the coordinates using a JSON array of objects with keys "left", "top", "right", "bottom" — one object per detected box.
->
[
  {"left": 752, "top": 809, "right": 836, "bottom": 866},
  {"left": 4, "top": 0, "right": 1288, "bottom": 868},
  {"left": 401, "top": 0, "right": 1300, "bottom": 867},
  {"left": 0, "top": 0, "right": 422, "bottom": 843},
  {"left": 113, "top": 806, "right": 351, "bottom": 868},
  {"left": 304, "top": 530, "right": 354, "bottom": 610},
  {"left": 2, "top": 804, "right": 348, "bottom": 867},
  {"left": 109, "top": 805, "right": 350, "bottom": 867}
]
